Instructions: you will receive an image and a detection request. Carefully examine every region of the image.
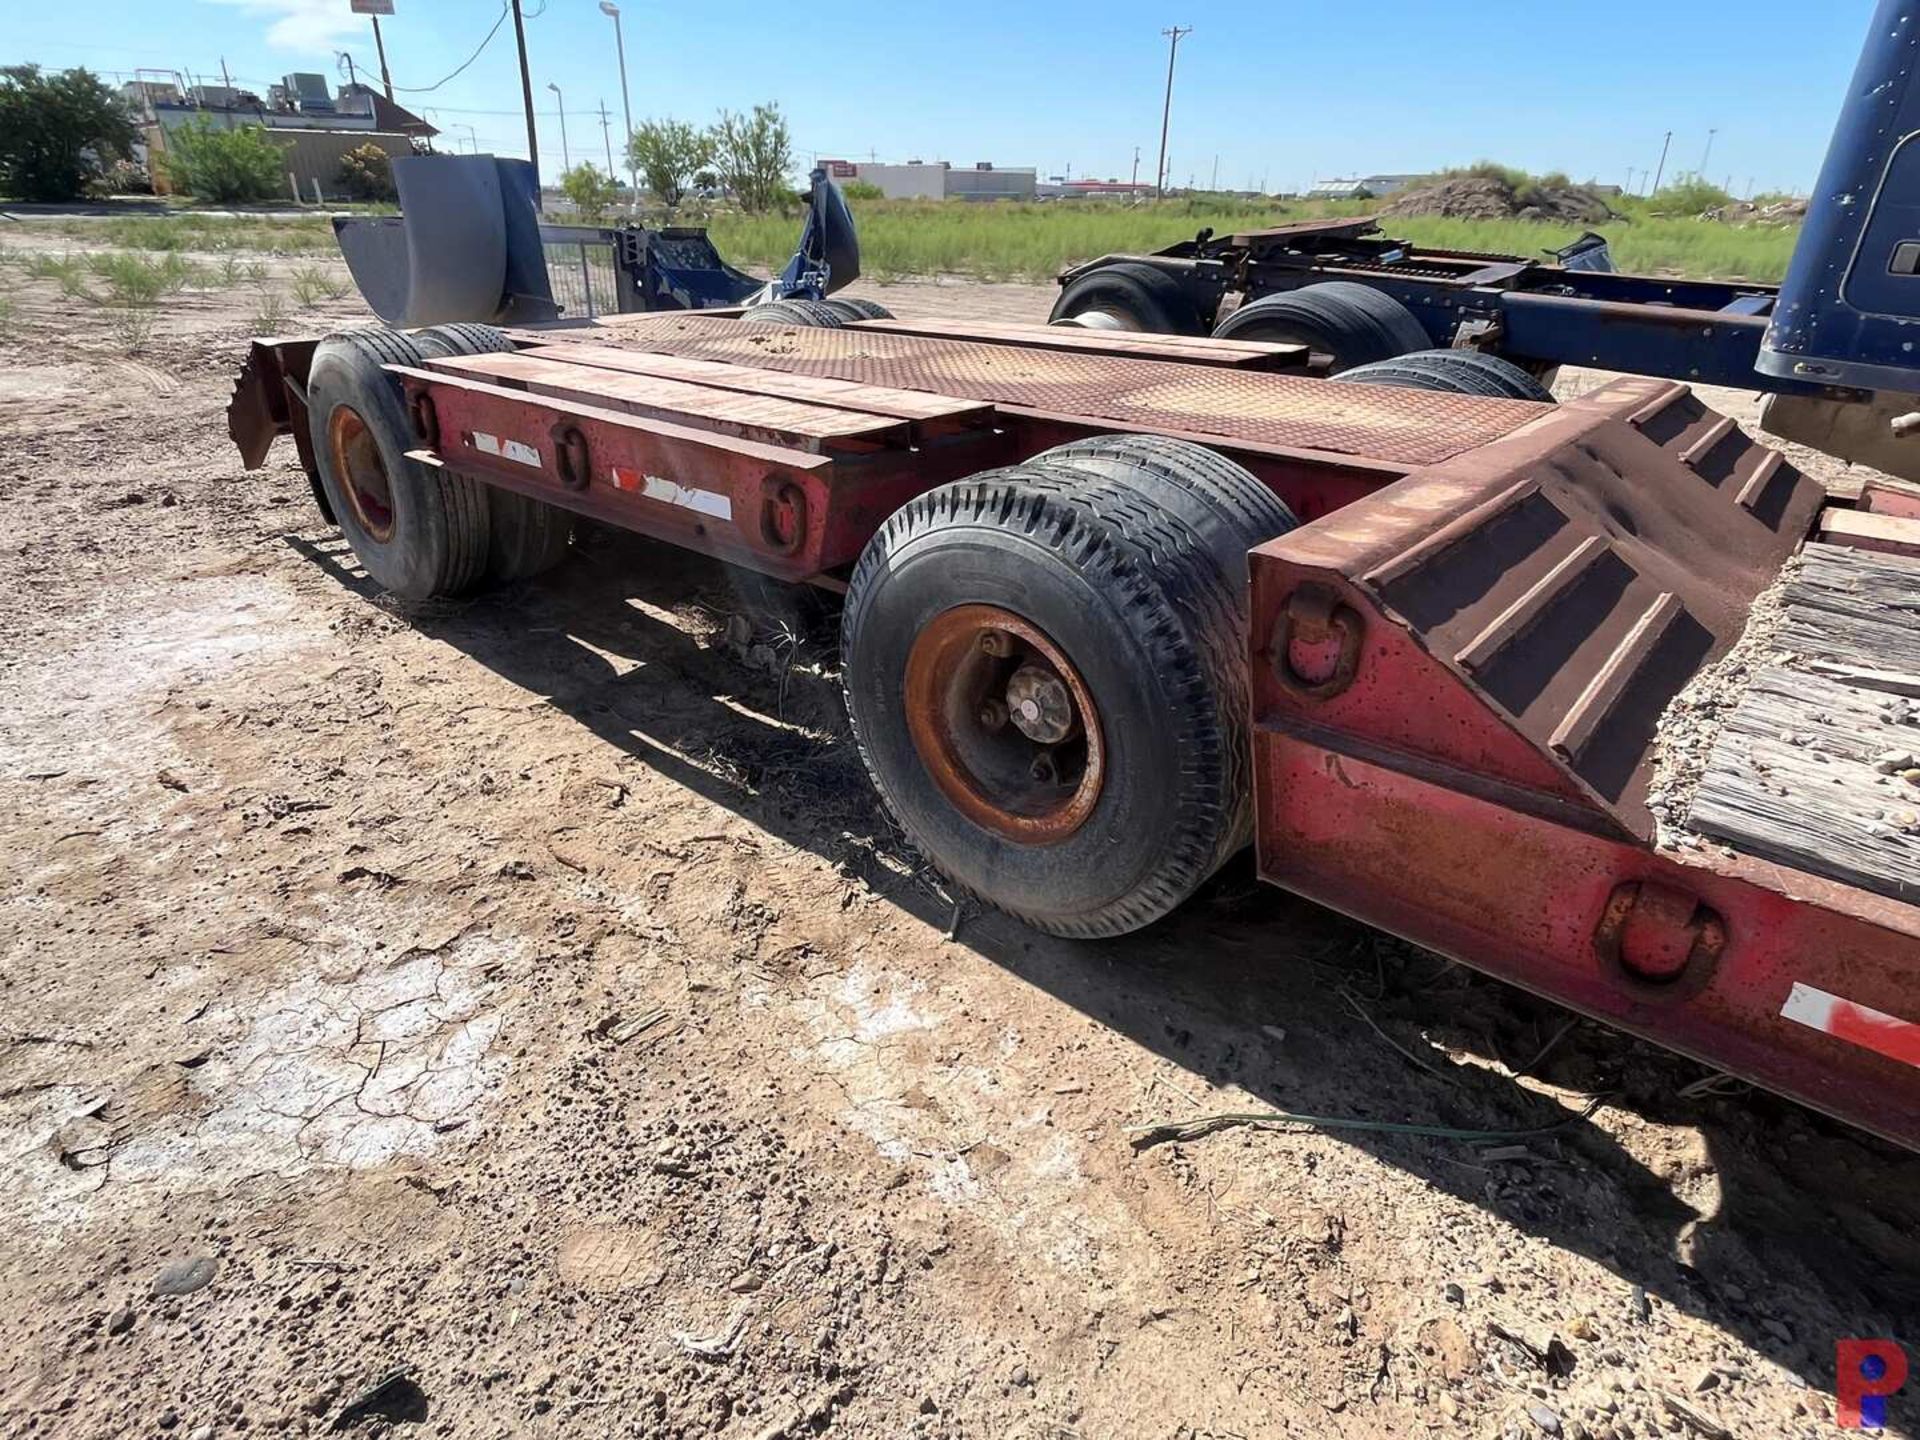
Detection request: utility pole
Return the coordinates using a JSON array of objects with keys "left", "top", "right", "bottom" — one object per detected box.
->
[
  {"left": 510, "top": 0, "right": 541, "bottom": 192},
  {"left": 1130, "top": 145, "right": 1140, "bottom": 187},
  {"left": 1650, "top": 129, "right": 1672, "bottom": 196},
  {"left": 219, "top": 57, "right": 231, "bottom": 91},
  {"left": 1700, "top": 127, "right": 1717, "bottom": 176},
  {"left": 599, "top": 100, "right": 615, "bottom": 178},
  {"left": 1210, "top": 153, "right": 1218, "bottom": 191},
  {"left": 459, "top": 122, "right": 479, "bottom": 154},
  {"left": 370, "top": 13, "right": 394, "bottom": 101},
  {"left": 547, "top": 81, "right": 570, "bottom": 173},
  {"left": 1154, "top": 25, "right": 1192, "bottom": 198}
]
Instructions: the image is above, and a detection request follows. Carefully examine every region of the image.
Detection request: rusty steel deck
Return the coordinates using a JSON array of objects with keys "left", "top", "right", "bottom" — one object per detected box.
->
[{"left": 511, "top": 313, "right": 1546, "bottom": 469}]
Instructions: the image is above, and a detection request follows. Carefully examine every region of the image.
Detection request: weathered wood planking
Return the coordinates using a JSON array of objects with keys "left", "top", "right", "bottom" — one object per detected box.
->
[
  {"left": 423, "top": 350, "right": 909, "bottom": 453},
  {"left": 858, "top": 316, "right": 1309, "bottom": 370},
  {"left": 1689, "top": 666, "right": 1920, "bottom": 902},
  {"left": 511, "top": 341, "right": 995, "bottom": 435},
  {"left": 1776, "top": 542, "right": 1920, "bottom": 673}
]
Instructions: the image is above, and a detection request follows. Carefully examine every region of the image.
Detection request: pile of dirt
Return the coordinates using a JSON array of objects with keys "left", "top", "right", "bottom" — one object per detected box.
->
[{"left": 1380, "top": 175, "right": 1617, "bottom": 224}]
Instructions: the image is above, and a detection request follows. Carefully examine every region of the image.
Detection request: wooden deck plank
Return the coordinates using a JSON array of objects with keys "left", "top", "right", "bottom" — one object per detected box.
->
[
  {"left": 856, "top": 316, "right": 1309, "bottom": 370},
  {"left": 1689, "top": 667, "right": 1920, "bottom": 903},
  {"left": 423, "top": 351, "right": 909, "bottom": 453},
  {"left": 509, "top": 341, "right": 996, "bottom": 434},
  {"left": 1777, "top": 542, "right": 1920, "bottom": 674}
]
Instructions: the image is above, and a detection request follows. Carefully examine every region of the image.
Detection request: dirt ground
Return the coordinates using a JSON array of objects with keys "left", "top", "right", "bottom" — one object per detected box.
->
[{"left": 0, "top": 229, "right": 1916, "bottom": 1440}]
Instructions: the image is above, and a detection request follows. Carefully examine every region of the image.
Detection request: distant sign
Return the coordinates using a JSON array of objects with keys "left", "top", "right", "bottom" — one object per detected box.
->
[{"left": 350, "top": 0, "right": 395, "bottom": 15}]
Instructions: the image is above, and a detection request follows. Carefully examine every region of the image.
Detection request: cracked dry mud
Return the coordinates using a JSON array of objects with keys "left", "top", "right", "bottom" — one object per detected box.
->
[{"left": 1, "top": 231, "right": 1916, "bottom": 1440}]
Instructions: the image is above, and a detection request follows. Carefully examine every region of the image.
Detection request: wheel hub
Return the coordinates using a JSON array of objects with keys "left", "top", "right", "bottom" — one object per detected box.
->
[
  {"left": 325, "top": 403, "right": 395, "bottom": 543},
  {"left": 902, "top": 605, "right": 1104, "bottom": 845}
]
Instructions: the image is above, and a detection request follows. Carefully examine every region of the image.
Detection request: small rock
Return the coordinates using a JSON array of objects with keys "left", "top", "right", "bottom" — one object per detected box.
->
[
  {"left": 1530, "top": 1403, "right": 1563, "bottom": 1435},
  {"left": 728, "top": 1271, "right": 762, "bottom": 1294},
  {"left": 919, "top": 1397, "right": 938, "bottom": 1415},
  {"left": 157, "top": 1412, "right": 178, "bottom": 1431},
  {"left": 1008, "top": 1364, "right": 1031, "bottom": 1388},
  {"left": 1568, "top": 1315, "right": 1598, "bottom": 1341},
  {"left": 1444, "top": 1282, "right": 1465, "bottom": 1306},
  {"left": 152, "top": 1256, "right": 216, "bottom": 1297},
  {"left": 188, "top": 1427, "right": 213, "bottom": 1440},
  {"left": 1762, "top": 1316, "right": 1793, "bottom": 1345},
  {"left": 1692, "top": 1369, "right": 1719, "bottom": 1394},
  {"left": 1874, "top": 750, "right": 1914, "bottom": 774},
  {"left": 1902, "top": 768, "right": 1920, "bottom": 787},
  {"left": 106, "top": 1305, "right": 135, "bottom": 1336}
]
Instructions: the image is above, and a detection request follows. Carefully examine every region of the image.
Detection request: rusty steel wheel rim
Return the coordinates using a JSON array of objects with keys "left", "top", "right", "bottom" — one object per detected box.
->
[
  {"left": 327, "top": 404, "right": 396, "bottom": 543},
  {"left": 902, "top": 604, "right": 1105, "bottom": 845}
]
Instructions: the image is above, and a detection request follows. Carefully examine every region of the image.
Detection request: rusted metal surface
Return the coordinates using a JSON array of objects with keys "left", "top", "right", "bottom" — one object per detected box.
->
[
  {"left": 524, "top": 313, "right": 1542, "bottom": 469},
  {"left": 1243, "top": 374, "right": 1920, "bottom": 1145},
  {"left": 227, "top": 336, "right": 318, "bottom": 470},
  {"left": 1248, "top": 725, "right": 1920, "bottom": 1152},
  {"left": 390, "top": 364, "right": 1008, "bottom": 580},
  {"left": 902, "top": 605, "right": 1105, "bottom": 844},
  {"left": 1248, "top": 376, "right": 1823, "bottom": 840},
  {"left": 854, "top": 316, "right": 1309, "bottom": 371},
  {"left": 326, "top": 405, "right": 395, "bottom": 541}
]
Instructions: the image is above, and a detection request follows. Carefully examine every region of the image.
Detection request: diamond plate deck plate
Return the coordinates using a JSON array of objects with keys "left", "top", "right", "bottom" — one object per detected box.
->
[{"left": 526, "top": 314, "right": 1545, "bottom": 467}]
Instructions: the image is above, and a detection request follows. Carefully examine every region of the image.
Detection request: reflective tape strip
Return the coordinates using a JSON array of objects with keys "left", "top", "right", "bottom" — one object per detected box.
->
[
  {"left": 1780, "top": 982, "right": 1920, "bottom": 1069},
  {"left": 472, "top": 431, "right": 541, "bottom": 468},
  {"left": 610, "top": 466, "right": 733, "bottom": 521}
]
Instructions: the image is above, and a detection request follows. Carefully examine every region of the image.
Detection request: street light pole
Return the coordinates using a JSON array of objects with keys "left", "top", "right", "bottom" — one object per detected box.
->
[
  {"left": 599, "top": 1, "right": 637, "bottom": 201},
  {"left": 1154, "top": 25, "right": 1192, "bottom": 199},
  {"left": 509, "top": 0, "right": 541, "bottom": 192},
  {"left": 547, "top": 81, "right": 570, "bottom": 173}
]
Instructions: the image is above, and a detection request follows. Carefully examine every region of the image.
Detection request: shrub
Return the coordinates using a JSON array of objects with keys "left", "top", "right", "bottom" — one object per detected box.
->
[
  {"left": 337, "top": 142, "right": 396, "bottom": 202},
  {"left": 560, "top": 161, "right": 620, "bottom": 220},
  {"left": 628, "top": 119, "right": 712, "bottom": 208},
  {"left": 841, "top": 180, "right": 884, "bottom": 201},
  {"left": 0, "top": 65, "right": 136, "bottom": 201},
  {"left": 163, "top": 119, "right": 288, "bottom": 204},
  {"left": 711, "top": 103, "right": 792, "bottom": 213},
  {"left": 1649, "top": 172, "right": 1735, "bottom": 215}
]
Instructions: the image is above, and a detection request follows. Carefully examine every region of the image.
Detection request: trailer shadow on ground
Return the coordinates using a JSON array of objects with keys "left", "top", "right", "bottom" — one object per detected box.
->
[{"left": 288, "top": 525, "right": 1920, "bottom": 1399}]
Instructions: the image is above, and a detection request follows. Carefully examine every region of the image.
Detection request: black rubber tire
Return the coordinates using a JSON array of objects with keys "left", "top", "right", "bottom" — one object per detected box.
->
[
  {"left": 1048, "top": 260, "right": 1205, "bottom": 336},
  {"left": 822, "top": 297, "right": 894, "bottom": 322},
  {"left": 306, "top": 328, "right": 489, "bottom": 599},
  {"left": 408, "top": 324, "right": 576, "bottom": 583},
  {"left": 1211, "top": 281, "right": 1431, "bottom": 372},
  {"left": 741, "top": 298, "right": 849, "bottom": 328},
  {"left": 1336, "top": 348, "right": 1556, "bottom": 403},
  {"left": 841, "top": 437, "right": 1293, "bottom": 938}
]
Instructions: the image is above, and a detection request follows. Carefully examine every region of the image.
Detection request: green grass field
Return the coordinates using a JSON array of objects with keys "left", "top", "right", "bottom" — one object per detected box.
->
[
  {"left": 24, "top": 194, "right": 1797, "bottom": 288},
  {"left": 703, "top": 197, "right": 1798, "bottom": 286}
]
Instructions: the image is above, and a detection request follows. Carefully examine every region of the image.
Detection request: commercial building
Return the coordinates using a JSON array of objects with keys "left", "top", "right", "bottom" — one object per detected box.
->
[
  {"left": 823, "top": 159, "right": 1037, "bottom": 202},
  {"left": 122, "top": 73, "right": 436, "bottom": 200}
]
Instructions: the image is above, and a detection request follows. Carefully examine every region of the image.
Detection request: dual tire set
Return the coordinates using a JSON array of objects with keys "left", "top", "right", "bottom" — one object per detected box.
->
[
  {"left": 1050, "top": 264, "right": 1554, "bottom": 400},
  {"left": 301, "top": 315, "right": 1293, "bottom": 938}
]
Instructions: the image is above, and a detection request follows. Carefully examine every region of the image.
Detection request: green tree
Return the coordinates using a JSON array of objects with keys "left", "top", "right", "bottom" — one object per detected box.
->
[
  {"left": 560, "top": 161, "right": 620, "bottom": 220},
  {"left": 337, "top": 142, "right": 395, "bottom": 202},
  {"left": 162, "top": 119, "right": 288, "bottom": 203},
  {"left": 0, "top": 65, "right": 136, "bottom": 201},
  {"left": 626, "top": 118, "right": 711, "bottom": 208},
  {"left": 710, "top": 102, "right": 792, "bottom": 213},
  {"left": 841, "top": 179, "right": 884, "bottom": 201}
]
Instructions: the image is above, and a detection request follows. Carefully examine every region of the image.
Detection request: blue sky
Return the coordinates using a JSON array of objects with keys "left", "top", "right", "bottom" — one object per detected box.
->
[{"left": 8, "top": 0, "right": 1880, "bottom": 194}]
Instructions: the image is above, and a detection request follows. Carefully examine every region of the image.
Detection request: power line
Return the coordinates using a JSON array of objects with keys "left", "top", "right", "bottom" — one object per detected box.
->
[{"left": 388, "top": 2, "right": 512, "bottom": 94}]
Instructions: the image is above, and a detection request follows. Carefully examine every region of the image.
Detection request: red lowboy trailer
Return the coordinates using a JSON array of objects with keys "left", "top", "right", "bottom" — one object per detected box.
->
[{"left": 229, "top": 308, "right": 1920, "bottom": 1149}]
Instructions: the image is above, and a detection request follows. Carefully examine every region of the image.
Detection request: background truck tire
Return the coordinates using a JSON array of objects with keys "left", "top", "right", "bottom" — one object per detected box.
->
[
  {"left": 410, "top": 323, "right": 575, "bottom": 583},
  {"left": 823, "top": 297, "right": 895, "bottom": 322},
  {"left": 1048, "top": 260, "right": 1204, "bottom": 335},
  {"left": 741, "top": 298, "right": 850, "bottom": 328},
  {"left": 306, "top": 327, "right": 489, "bottom": 599},
  {"left": 1336, "top": 348, "right": 1556, "bottom": 402},
  {"left": 841, "top": 438, "right": 1292, "bottom": 937},
  {"left": 1211, "top": 281, "right": 1430, "bottom": 371}
]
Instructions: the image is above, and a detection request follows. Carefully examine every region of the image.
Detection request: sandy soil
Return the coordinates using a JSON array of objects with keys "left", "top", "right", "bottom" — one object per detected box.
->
[{"left": 0, "top": 228, "right": 1915, "bottom": 1440}]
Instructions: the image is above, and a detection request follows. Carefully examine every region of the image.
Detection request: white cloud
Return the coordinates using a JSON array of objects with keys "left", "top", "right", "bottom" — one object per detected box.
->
[{"left": 202, "top": 0, "right": 367, "bottom": 53}]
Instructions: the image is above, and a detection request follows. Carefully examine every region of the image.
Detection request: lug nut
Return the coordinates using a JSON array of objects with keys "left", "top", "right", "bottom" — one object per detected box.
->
[
  {"left": 1029, "top": 754, "right": 1058, "bottom": 784},
  {"left": 979, "top": 630, "right": 1014, "bottom": 658},
  {"left": 978, "top": 699, "right": 1009, "bottom": 730}
]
